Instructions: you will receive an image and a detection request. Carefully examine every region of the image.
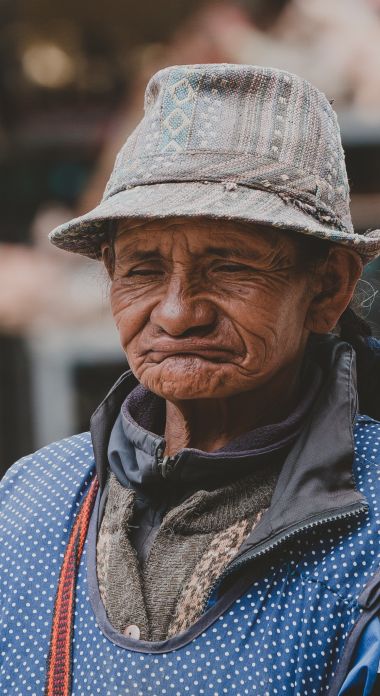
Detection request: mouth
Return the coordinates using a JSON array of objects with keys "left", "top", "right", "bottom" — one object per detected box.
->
[{"left": 143, "top": 345, "right": 235, "bottom": 362}]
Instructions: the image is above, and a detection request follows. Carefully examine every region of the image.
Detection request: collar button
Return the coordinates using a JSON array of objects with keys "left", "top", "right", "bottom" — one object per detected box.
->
[{"left": 124, "top": 624, "right": 140, "bottom": 640}]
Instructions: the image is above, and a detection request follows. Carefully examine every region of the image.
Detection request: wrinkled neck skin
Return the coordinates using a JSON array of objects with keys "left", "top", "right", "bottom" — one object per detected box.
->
[{"left": 164, "top": 356, "right": 305, "bottom": 454}]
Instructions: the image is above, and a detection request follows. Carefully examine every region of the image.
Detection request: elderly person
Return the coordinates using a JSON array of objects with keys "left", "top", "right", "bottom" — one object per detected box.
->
[{"left": 1, "top": 64, "right": 380, "bottom": 696}]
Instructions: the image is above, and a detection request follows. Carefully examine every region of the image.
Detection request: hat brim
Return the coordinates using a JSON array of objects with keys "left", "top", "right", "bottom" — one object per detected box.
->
[{"left": 49, "top": 182, "right": 380, "bottom": 264}]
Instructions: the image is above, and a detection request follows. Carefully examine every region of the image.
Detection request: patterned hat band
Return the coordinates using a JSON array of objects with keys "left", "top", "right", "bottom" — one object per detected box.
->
[{"left": 49, "top": 63, "right": 380, "bottom": 263}]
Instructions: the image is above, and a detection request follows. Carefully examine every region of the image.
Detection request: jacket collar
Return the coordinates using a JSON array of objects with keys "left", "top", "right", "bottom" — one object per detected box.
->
[
  {"left": 237, "top": 335, "right": 367, "bottom": 556},
  {"left": 105, "top": 360, "right": 321, "bottom": 493},
  {"left": 90, "top": 334, "right": 367, "bottom": 527}
]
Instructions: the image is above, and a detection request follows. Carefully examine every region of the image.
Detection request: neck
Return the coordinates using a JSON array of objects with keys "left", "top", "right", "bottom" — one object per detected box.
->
[{"left": 164, "top": 361, "right": 305, "bottom": 455}]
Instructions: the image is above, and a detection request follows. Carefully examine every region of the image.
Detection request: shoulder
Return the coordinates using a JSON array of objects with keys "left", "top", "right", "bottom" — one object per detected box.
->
[
  {"left": 0, "top": 433, "right": 95, "bottom": 538},
  {"left": 364, "top": 336, "right": 380, "bottom": 354},
  {"left": 357, "top": 338, "right": 380, "bottom": 421},
  {"left": 354, "top": 414, "right": 380, "bottom": 459},
  {"left": 0, "top": 435, "right": 96, "bottom": 622},
  {"left": 1, "top": 431, "right": 94, "bottom": 490},
  {"left": 353, "top": 415, "right": 380, "bottom": 503}
]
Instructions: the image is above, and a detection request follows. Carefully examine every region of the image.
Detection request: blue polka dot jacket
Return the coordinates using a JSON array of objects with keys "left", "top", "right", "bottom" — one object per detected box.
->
[{"left": 0, "top": 335, "right": 379, "bottom": 695}]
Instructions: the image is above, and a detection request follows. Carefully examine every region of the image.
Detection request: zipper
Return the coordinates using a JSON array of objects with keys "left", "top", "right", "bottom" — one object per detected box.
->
[
  {"left": 201, "top": 501, "right": 368, "bottom": 613},
  {"left": 156, "top": 449, "right": 180, "bottom": 479}
]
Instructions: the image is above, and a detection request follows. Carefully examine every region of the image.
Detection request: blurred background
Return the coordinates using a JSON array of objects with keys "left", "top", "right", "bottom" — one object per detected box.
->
[{"left": 1, "top": 0, "right": 380, "bottom": 475}]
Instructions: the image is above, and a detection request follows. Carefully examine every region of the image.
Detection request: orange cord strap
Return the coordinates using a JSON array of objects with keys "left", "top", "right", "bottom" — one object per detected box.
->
[{"left": 45, "top": 475, "right": 99, "bottom": 696}]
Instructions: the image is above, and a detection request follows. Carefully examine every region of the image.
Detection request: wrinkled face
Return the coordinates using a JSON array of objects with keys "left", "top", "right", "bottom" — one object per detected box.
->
[{"left": 107, "top": 217, "right": 315, "bottom": 400}]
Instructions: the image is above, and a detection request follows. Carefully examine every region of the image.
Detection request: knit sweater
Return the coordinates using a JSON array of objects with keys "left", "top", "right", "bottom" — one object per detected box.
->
[
  {"left": 96, "top": 358, "right": 322, "bottom": 641},
  {"left": 97, "top": 465, "right": 278, "bottom": 640}
]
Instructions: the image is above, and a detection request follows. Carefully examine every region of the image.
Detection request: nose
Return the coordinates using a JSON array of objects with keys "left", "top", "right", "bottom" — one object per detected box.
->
[{"left": 150, "top": 274, "right": 217, "bottom": 337}]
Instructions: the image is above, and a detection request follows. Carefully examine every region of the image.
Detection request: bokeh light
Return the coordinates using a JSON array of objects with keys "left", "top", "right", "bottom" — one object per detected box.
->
[{"left": 22, "top": 41, "right": 75, "bottom": 88}]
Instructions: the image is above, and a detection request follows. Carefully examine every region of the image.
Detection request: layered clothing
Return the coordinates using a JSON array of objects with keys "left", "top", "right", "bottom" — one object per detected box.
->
[{"left": 0, "top": 335, "right": 379, "bottom": 695}]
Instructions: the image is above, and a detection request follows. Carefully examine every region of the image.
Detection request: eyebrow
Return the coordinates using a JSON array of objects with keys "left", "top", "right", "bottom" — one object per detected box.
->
[
  {"left": 116, "top": 249, "right": 162, "bottom": 264},
  {"left": 203, "top": 246, "right": 263, "bottom": 261},
  {"left": 116, "top": 245, "right": 271, "bottom": 264}
]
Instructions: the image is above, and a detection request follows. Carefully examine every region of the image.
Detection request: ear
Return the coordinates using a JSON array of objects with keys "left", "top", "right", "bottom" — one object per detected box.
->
[
  {"left": 100, "top": 242, "right": 114, "bottom": 279},
  {"left": 305, "top": 246, "right": 363, "bottom": 333}
]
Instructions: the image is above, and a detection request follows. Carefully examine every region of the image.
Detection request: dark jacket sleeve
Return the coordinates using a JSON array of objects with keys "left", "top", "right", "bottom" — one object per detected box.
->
[{"left": 337, "top": 614, "right": 380, "bottom": 695}]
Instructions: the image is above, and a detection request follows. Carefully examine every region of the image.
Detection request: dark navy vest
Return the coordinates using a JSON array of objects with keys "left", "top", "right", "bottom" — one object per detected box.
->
[{"left": 0, "top": 415, "right": 379, "bottom": 696}]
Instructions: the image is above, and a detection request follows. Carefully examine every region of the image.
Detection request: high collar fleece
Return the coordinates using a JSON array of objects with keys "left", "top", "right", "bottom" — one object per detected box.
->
[{"left": 107, "top": 347, "right": 322, "bottom": 493}]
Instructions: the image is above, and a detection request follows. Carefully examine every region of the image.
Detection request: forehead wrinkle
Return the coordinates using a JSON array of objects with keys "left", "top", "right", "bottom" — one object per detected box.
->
[
  {"left": 116, "top": 226, "right": 195, "bottom": 256},
  {"left": 116, "top": 249, "right": 162, "bottom": 264},
  {"left": 115, "top": 217, "right": 294, "bottom": 264},
  {"left": 206, "top": 229, "right": 288, "bottom": 263},
  {"left": 114, "top": 234, "right": 192, "bottom": 269},
  {"left": 116, "top": 215, "right": 283, "bottom": 240},
  {"left": 203, "top": 246, "right": 261, "bottom": 262},
  {"left": 116, "top": 216, "right": 198, "bottom": 238}
]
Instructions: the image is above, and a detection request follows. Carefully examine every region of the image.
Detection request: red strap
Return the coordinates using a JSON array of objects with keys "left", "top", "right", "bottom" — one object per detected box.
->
[{"left": 45, "top": 475, "right": 99, "bottom": 696}]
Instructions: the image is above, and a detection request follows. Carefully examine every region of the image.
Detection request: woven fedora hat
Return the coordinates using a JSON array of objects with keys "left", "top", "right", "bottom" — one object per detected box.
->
[{"left": 49, "top": 63, "right": 380, "bottom": 264}]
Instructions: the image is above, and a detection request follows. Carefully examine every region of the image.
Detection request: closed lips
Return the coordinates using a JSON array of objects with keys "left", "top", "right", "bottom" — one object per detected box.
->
[{"left": 143, "top": 345, "right": 236, "bottom": 359}]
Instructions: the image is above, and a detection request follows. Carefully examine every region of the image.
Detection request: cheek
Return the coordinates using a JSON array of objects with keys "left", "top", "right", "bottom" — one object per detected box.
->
[
  {"left": 231, "top": 279, "right": 309, "bottom": 365},
  {"left": 110, "top": 284, "right": 151, "bottom": 351}
]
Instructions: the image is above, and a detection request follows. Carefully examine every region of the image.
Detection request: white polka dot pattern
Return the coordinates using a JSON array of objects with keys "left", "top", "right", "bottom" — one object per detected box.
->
[{"left": 0, "top": 416, "right": 379, "bottom": 695}]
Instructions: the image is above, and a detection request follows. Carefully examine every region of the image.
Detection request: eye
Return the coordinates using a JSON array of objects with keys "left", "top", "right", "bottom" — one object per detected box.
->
[{"left": 126, "top": 266, "right": 164, "bottom": 277}]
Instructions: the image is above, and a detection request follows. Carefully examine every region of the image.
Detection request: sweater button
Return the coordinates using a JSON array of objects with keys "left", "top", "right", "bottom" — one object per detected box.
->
[{"left": 124, "top": 624, "right": 141, "bottom": 640}]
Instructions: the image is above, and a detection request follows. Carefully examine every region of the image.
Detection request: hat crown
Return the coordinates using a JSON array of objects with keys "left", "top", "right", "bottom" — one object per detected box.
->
[
  {"left": 104, "top": 63, "right": 351, "bottom": 232},
  {"left": 48, "top": 63, "right": 380, "bottom": 264}
]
